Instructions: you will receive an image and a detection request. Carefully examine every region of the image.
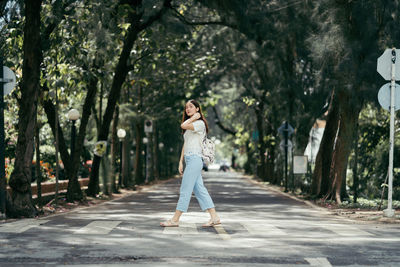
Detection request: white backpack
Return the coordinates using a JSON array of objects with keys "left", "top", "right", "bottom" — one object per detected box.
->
[{"left": 201, "top": 135, "right": 215, "bottom": 165}]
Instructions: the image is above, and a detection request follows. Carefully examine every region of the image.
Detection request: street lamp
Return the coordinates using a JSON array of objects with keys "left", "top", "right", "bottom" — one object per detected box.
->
[
  {"left": 67, "top": 109, "right": 80, "bottom": 163},
  {"left": 117, "top": 129, "right": 126, "bottom": 188}
]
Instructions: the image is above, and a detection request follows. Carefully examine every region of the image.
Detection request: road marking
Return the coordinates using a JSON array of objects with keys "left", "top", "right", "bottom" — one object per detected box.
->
[
  {"left": 320, "top": 224, "right": 373, "bottom": 236},
  {"left": 214, "top": 225, "right": 231, "bottom": 240},
  {"left": 242, "top": 222, "right": 287, "bottom": 236},
  {"left": 0, "top": 219, "right": 49, "bottom": 233},
  {"left": 163, "top": 222, "right": 199, "bottom": 235},
  {"left": 74, "top": 220, "right": 121, "bottom": 235},
  {"left": 305, "top": 257, "right": 332, "bottom": 266}
]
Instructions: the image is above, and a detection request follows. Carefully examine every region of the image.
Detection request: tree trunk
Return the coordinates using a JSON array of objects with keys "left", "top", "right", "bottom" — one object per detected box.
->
[
  {"left": 135, "top": 121, "right": 144, "bottom": 185},
  {"left": 340, "top": 161, "right": 349, "bottom": 201},
  {"left": 7, "top": 0, "right": 42, "bottom": 218},
  {"left": 324, "top": 90, "right": 360, "bottom": 203},
  {"left": 255, "top": 104, "right": 266, "bottom": 180},
  {"left": 122, "top": 134, "right": 130, "bottom": 187},
  {"left": 153, "top": 122, "right": 160, "bottom": 181},
  {"left": 110, "top": 105, "right": 119, "bottom": 193},
  {"left": 100, "top": 150, "right": 110, "bottom": 196},
  {"left": 35, "top": 120, "right": 42, "bottom": 209},
  {"left": 244, "top": 140, "right": 255, "bottom": 175},
  {"left": 352, "top": 121, "right": 359, "bottom": 203},
  {"left": 311, "top": 90, "right": 339, "bottom": 197},
  {"left": 266, "top": 146, "right": 276, "bottom": 183}
]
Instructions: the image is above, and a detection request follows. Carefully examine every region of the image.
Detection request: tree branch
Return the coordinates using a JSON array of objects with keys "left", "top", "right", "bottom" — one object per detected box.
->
[
  {"left": 138, "top": 0, "right": 172, "bottom": 31},
  {"left": 212, "top": 106, "right": 237, "bottom": 136},
  {"left": 126, "top": 51, "right": 152, "bottom": 72},
  {"left": 170, "top": 6, "right": 237, "bottom": 29}
]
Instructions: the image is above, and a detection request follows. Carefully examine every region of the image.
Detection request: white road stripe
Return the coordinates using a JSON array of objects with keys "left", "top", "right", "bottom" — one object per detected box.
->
[
  {"left": 305, "top": 257, "right": 332, "bottom": 266},
  {"left": 320, "top": 224, "right": 373, "bottom": 236},
  {"left": 242, "top": 222, "right": 287, "bottom": 236},
  {"left": 163, "top": 222, "right": 198, "bottom": 235},
  {"left": 0, "top": 219, "right": 49, "bottom": 233},
  {"left": 74, "top": 221, "right": 121, "bottom": 235},
  {"left": 214, "top": 225, "right": 231, "bottom": 240}
]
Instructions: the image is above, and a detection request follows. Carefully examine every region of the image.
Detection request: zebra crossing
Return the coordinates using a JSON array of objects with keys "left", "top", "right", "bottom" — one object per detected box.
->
[
  {"left": 2, "top": 218, "right": 384, "bottom": 266},
  {"left": 74, "top": 220, "right": 122, "bottom": 235},
  {"left": 0, "top": 219, "right": 49, "bottom": 233},
  {"left": 0, "top": 217, "right": 375, "bottom": 239}
]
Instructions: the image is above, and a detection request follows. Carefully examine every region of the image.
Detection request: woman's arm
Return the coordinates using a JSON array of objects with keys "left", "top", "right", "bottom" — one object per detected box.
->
[
  {"left": 178, "top": 146, "right": 184, "bottom": 175},
  {"left": 180, "top": 146, "right": 184, "bottom": 164},
  {"left": 181, "top": 113, "right": 201, "bottom": 131}
]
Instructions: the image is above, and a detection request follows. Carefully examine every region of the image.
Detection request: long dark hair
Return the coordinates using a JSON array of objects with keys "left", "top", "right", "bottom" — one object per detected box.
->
[{"left": 181, "top": 99, "right": 209, "bottom": 134}]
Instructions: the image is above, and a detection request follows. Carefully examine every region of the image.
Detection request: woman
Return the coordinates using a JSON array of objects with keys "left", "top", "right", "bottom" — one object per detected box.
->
[{"left": 160, "top": 100, "right": 220, "bottom": 227}]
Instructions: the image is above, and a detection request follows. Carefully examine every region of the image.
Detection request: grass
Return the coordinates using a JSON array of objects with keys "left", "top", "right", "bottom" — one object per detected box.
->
[{"left": 316, "top": 196, "right": 400, "bottom": 210}]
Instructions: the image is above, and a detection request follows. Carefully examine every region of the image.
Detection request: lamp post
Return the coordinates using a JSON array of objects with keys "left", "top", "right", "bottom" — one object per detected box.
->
[
  {"left": 67, "top": 109, "right": 80, "bottom": 164},
  {"left": 117, "top": 129, "right": 126, "bottom": 188},
  {"left": 143, "top": 137, "right": 149, "bottom": 183},
  {"left": 158, "top": 142, "right": 164, "bottom": 177}
]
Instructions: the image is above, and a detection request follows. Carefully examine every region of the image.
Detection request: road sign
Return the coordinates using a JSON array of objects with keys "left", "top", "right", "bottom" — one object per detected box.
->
[
  {"left": 377, "top": 48, "right": 398, "bottom": 218},
  {"left": 378, "top": 83, "right": 400, "bottom": 111},
  {"left": 1, "top": 66, "right": 16, "bottom": 95},
  {"left": 377, "top": 49, "right": 400, "bottom": 81},
  {"left": 252, "top": 130, "right": 259, "bottom": 141},
  {"left": 293, "top": 156, "right": 308, "bottom": 174},
  {"left": 144, "top": 120, "right": 153, "bottom": 133}
]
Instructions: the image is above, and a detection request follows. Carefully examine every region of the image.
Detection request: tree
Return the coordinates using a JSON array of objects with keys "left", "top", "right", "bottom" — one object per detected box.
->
[
  {"left": 87, "top": 0, "right": 172, "bottom": 196},
  {"left": 7, "top": 0, "right": 42, "bottom": 218},
  {"left": 309, "top": 0, "right": 400, "bottom": 203}
]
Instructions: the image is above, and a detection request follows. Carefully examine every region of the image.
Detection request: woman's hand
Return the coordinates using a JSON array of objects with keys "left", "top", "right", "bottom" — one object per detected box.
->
[
  {"left": 192, "top": 112, "right": 201, "bottom": 120},
  {"left": 178, "top": 161, "right": 184, "bottom": 175}
]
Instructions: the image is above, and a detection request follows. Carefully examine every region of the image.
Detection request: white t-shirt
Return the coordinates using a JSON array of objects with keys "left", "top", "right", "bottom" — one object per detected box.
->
[{"left": 183, "top": 120, "right": 206, "bottom": 156}]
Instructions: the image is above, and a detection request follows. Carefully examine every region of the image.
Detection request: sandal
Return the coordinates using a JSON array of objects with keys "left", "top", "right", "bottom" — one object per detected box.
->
[
  {"left": 202, "top": 218, "right": 221, "bottom": 227},
  {"left": 160, "top": 219, "right": 179, "bottom": 227}
]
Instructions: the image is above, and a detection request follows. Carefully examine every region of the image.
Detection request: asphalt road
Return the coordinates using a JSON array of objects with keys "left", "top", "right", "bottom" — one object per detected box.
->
[{"left": 0, "top": 170, "right": 399, "bottom": 266}]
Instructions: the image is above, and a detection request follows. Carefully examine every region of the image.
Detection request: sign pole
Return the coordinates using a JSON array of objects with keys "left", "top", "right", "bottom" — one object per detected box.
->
[
  {"left": 384, "top": 48, "right": 396, "bottom": 217},
  {"left": 284, "top": 121, "right": 288, "bottom": 192},
  {"left": 0, "top": 58, "right": 6, "bottom": 218}
]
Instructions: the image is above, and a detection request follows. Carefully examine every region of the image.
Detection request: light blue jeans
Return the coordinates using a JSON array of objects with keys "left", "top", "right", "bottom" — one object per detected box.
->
[{"left": 176, "top": 154, "right": 215, "bottom": 212}]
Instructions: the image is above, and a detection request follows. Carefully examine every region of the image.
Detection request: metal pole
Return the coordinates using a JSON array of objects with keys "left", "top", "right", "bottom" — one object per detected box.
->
[
  {"left": 384, "top": 48, "right": 396, "bottom": 217},
  {"left": 54, "top": 60, "right": 60, "bottom": 206},
  {"left": 118, "top": 140, "right": 123, "bottom": 188},
  {"left": 145, "top": 133, "right": 149, "bottom": 184},
  {"left": 0, "top": 58, "right": 6, "bottom": 217},
  {"left": 71, "top": 121, "right": 76, "bottom": 163},
  {"left": 284, "top": 121, "right": 288, "bottom": 192},
  {"left": 291, "top": 145, "right": 294, "bottom": 193}
]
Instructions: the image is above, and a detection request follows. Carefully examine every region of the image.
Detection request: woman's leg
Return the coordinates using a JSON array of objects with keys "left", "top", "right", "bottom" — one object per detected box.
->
[
  {"left": 207, "top": 208, "right": 219, "bottom": 221},
  {"left": 175, "top": 155, "right": 203, "bottom": 213},
  {"left": 193, "top": 173, "right": 215, "bottom": 211},
  {"left": 171, "top": 210, "right": 183, "bottom": 222},
  {"left": 161, "top": 156, "right": 201, "bottom": 227},
  {"left": 192, "top": 163, "right": 220, "bottom": 226}
]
